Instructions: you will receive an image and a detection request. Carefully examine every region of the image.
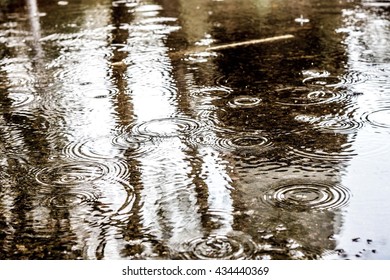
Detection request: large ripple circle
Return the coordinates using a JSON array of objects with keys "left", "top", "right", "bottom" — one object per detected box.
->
[
  {"left": 363, "top": 108, "right": 390, "bottom": 130},
  {"left": 35, "top": 162, "right": 109, "bottom": 186},
  {"left": 262, "top": 181, "right": 351, "bottom": 211}
]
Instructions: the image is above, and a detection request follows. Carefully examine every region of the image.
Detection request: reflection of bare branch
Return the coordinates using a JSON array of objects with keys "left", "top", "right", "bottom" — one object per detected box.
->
[
  {"left": 205, "top": 34, "right": 294, "bottom": 51},
  {"left": 175, "top": 34, "right": 294, "bottom": 57}
]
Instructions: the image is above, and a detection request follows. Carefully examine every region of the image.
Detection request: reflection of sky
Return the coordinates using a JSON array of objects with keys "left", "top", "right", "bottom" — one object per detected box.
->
[
  {"left": 200, "top": 147, "right": 234, "bottom": 235},
  {"left": 339, "top": 4, "right": 390, "bottom": 259},
  {"left": 127, "top": 3, "right": 235, "bottom": 252},
  {"left": 37, "top": 3, "right": 129, "bottom": 259}
]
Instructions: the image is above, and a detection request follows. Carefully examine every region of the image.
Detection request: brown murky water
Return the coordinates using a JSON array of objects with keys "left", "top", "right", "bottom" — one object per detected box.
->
[{"left": 1, "top": 0, "right": 390, "bottom": 259}]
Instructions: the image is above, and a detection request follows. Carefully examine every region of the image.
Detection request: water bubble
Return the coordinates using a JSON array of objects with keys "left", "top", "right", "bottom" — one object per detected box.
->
[
  {"left": 262, "top": 180, "right": 351, "bottom": 211},
  {"left": 179, "top": 232, "right": 257, "bottom": 260}
]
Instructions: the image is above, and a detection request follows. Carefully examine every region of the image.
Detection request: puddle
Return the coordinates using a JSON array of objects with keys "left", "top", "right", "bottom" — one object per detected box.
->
[{"left": 1, "top": 0, "right": 390, "bottom": 260}]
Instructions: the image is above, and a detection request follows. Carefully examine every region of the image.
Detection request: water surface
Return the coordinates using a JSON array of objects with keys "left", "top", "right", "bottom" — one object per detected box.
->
[{"left": 1, "top": 0, "right": 390, "bottom": 259}]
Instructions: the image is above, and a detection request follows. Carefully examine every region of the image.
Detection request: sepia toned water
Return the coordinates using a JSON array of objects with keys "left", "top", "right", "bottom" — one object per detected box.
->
[{"left": 1, "top": 0, "right": 390, "bottom": 260}]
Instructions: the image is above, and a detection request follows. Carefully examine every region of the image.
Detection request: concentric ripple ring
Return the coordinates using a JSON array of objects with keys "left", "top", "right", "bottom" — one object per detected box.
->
[
  {"left": 132, "top": 117, "right": 202, "bottom": 138},
  {"left": 262, "top": 181, "right": 351, "bottom": 211},
  {"left": 273, "top": 87, "right": 339, "bottom": 106},
  {"left": 363, "top": 108, "right": 390, "bottom": 129},
  {"left": 180, "top": 232, "right": 257, "bottom": 260},
  {"left": 35, "top": 161, "right": 110, "bottom": 186},
  {"left": 41, "top": 190, "right": 101, "bottom": 208},
  {"left": 228, "top": 95, "right": 262, "bottom": 108}
]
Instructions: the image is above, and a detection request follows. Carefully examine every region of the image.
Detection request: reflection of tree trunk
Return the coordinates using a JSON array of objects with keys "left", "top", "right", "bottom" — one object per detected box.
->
[
  {"left": 109, "top": 2, "right": 134, "bottom": 127},
  {"left": 108, "top": 1, "right": 145, "bottom": 253},
  {"left": 26, "top": 0, "right": 43, "bottom": 58}
]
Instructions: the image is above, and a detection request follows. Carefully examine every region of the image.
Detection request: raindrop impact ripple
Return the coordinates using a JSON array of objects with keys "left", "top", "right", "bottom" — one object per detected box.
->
[
  {"left": 179, "top": 232, "right": 257, "bottom": 260},
  {"left": 273, "top": 87, "right": 342, "bottom": 106},
  {"left": 262, "top": 180, "right": 351, "bottom": 211},
  {"left": 131, "top": 117, "right": 203, "bottom": 138}
]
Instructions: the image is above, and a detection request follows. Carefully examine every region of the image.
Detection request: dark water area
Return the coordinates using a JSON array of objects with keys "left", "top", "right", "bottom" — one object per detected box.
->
[{"left": 1, "top": 0, "right": 390, "bottom": 260}]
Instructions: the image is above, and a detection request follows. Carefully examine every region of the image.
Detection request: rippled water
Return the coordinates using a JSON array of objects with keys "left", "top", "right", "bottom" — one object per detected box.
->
[{"left": 1, "top": 0, "right": 390, "bottom": 260}]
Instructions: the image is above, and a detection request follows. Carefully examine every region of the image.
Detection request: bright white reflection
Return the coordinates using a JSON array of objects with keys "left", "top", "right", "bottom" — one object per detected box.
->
[
  {"left": 339, "top": 4, "right": 390, "bottom": 259},
  {"left": 26, "top": 0, "right": 43, "bottom": 57},
  {"left": 200, "top": 147, "right": 234, "bottom": 235},
  {"left": 127, "top": 2, "right": 238, "bottom": 257},
  {"left": 125, "top": 4, "right": 204, "bottom": 253},
  {"left": 44, "top": 3, "right": 129, "bottom": 259}
]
